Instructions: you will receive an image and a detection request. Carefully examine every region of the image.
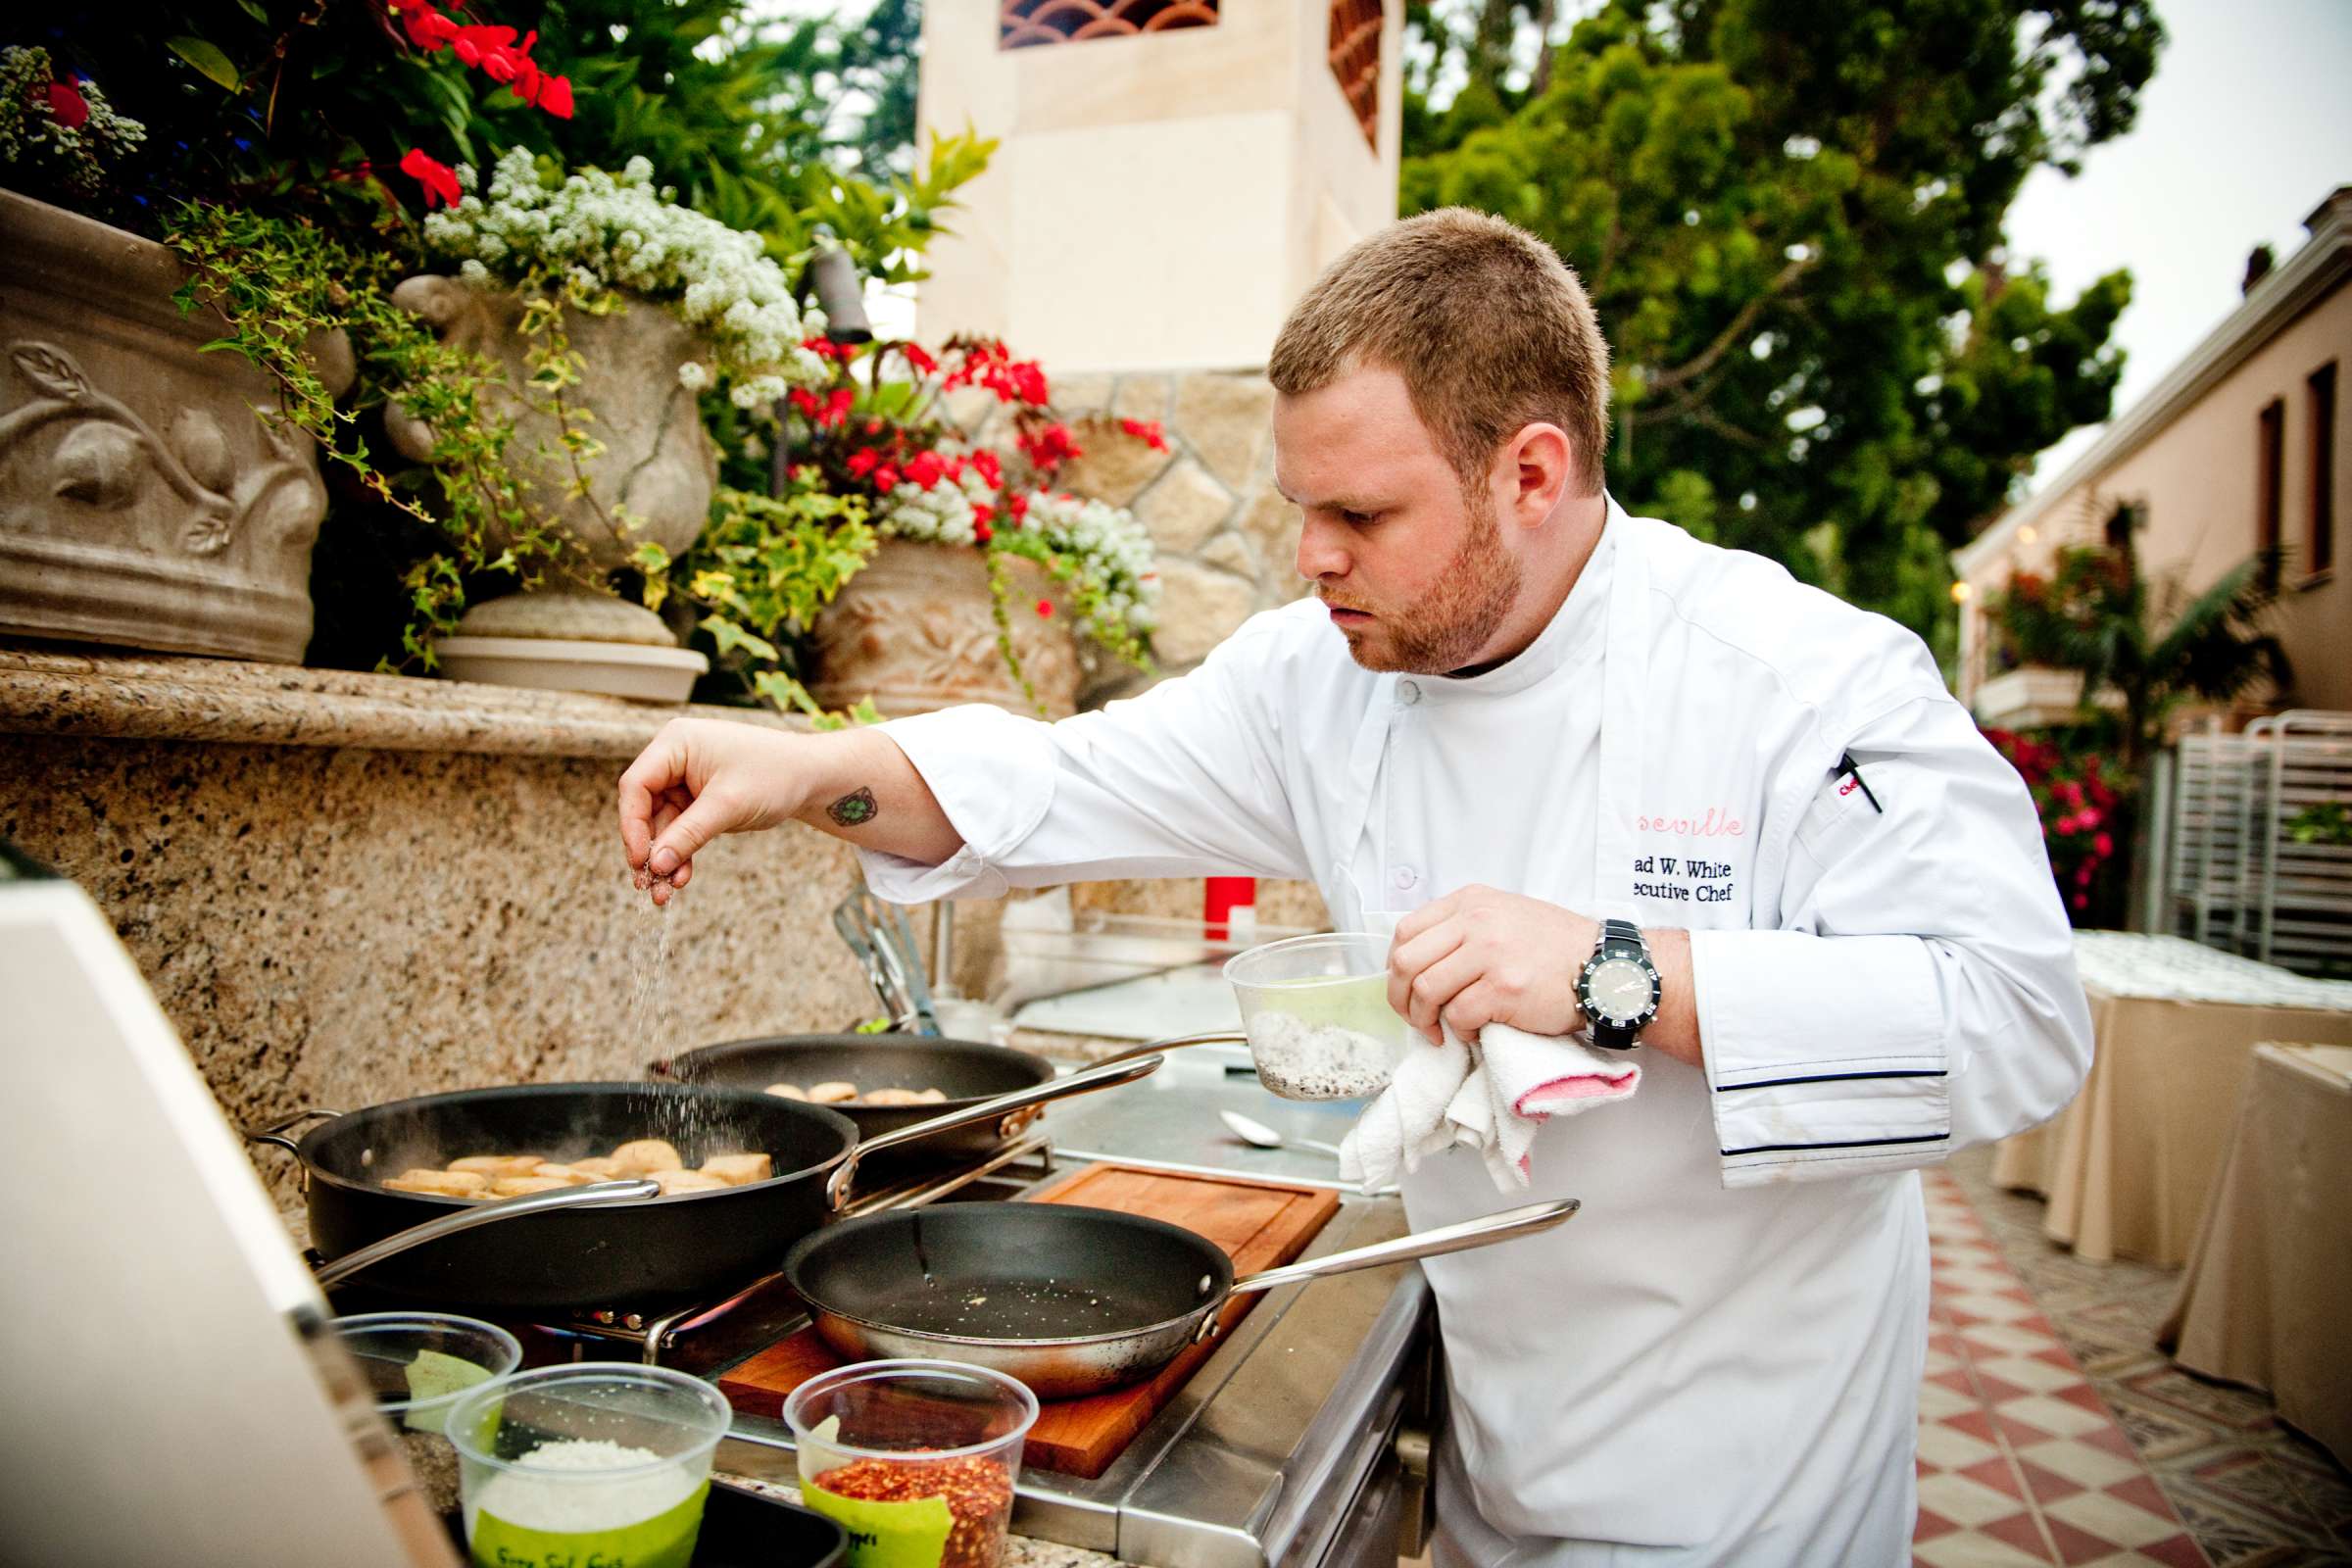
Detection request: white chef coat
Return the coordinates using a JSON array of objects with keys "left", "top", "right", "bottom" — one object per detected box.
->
[{"left": 857, "top": 499, "right": 2093, "bottom": 1567}]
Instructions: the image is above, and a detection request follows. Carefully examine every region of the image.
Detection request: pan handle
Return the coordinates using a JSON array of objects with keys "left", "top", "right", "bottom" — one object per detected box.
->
[
  {"left": 1219, "top": 1198, "right": 1579, "bottom": 1310},
  {"left": 1089, "top": 1030, "right": 1247, "bottom": 1070},
  {"left": 243, "top": 1108, "right": 346, "bottom": 1155},
  {"left": 826, "top": 1054, "right": 1165, "bottom": 1211},
  {"left": 310, "top": 1178, "right": 662, "bottom": 1291}
]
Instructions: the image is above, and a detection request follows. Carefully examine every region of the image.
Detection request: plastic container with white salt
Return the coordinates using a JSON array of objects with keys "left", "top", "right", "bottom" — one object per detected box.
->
[
  {"left": 1225, "top": 933, "right": 1411, "bottom": 1101},
  {"left": 447, "top": 1363, "right": 731, "bottom": 1568}
]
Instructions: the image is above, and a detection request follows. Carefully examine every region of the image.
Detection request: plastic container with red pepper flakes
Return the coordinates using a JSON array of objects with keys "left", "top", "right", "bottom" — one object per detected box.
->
[{"left": 785, "top": 1360, "right": 1039, "bottom": 1568}]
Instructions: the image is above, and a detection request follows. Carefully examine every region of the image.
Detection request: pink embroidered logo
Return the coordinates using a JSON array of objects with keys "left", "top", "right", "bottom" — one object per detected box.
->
[{"left": 1636, "top": 807, "right": 1744, "bottom": 837}]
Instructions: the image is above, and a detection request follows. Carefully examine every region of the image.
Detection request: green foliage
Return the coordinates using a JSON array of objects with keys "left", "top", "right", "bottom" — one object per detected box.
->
[
  {"left": 166, "top": 202, "right": 619, "bottom": 667},
  {"left": 1402, "top": 0, "right": 2162, "bottom": 636},
  {"left": 1984, "top": 502, "right": 2291, "bottom": 768},
  {"left": 2285, "top": 803, "right": 2352, "bottom": 848},
  {"left": 679, "top": 478, "right": 879, "bottom": 714}
]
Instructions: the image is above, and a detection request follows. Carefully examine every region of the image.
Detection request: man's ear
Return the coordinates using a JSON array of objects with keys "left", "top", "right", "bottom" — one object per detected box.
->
[{"left": 1503, "top": 422, "right": 1576, "bottom": 529}]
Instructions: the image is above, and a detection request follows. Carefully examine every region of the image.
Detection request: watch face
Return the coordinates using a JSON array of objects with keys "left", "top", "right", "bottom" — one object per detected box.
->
[{"left": 1586, "top": 956, "right": 1654, "bottom": 1025}]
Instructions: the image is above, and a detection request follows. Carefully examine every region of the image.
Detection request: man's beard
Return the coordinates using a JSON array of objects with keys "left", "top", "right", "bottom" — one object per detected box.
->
[{"left": 1323, "top": 491, "right": 1522, "bottom": 674}]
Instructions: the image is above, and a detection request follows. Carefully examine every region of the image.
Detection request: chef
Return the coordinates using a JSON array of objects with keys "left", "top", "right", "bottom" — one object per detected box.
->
[{"left": 617, "top": 208, "right": 2093, "bottom": 1566}]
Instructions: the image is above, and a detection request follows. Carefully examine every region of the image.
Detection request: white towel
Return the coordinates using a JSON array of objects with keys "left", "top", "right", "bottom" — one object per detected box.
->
[{"left": 1338, "top": 1021, "right": 1641, "bottom": 1194}]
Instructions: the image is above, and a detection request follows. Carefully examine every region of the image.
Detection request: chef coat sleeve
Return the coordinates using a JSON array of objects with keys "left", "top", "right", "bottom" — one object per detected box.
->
[
  {"left": 1688, "top": 692, "right": 2093, "bottom": 1188},
  {"left": 852, "top": 614, "right": 1314, "bottom": 901}
]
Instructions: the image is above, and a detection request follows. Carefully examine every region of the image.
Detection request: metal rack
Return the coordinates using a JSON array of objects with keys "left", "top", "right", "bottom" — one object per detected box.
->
[
  {"left": 2167, "top": 710, "right": 2352, "bottom": 976},
  {"left": 2169, "top": 727, "right": 2260, "bottom": 953},
  {"left": 2244, "top": 711, "right": 2352, "bottom": 975}
]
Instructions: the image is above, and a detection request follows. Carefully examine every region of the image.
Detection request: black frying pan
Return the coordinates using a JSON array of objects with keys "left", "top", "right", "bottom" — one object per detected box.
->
[
  {"left": 783, "top": 1197, "right": 1579, "bottom": 1398},
  {"left": 249, "top": 1058, "right": 1158, "bottom": 1311},
  {"left": 648, "top": 1036, "right": 1056, "bottom": 1167}
]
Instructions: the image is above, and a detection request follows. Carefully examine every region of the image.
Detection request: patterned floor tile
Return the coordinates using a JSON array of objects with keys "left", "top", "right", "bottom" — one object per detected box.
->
[{"left": 1938, "top": 1148, "right": 2352, "bottom": 1568}]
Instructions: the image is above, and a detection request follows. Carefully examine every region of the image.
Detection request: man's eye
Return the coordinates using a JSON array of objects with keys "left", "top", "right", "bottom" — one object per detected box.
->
[{"left": 1341, "top": 509, "right": 1377, "bottom": 527}]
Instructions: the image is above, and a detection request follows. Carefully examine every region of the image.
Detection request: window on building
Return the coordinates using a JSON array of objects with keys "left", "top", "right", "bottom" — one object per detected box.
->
[
  {"left": 2311, "top": 361, "right": 2337, "bottom": 578},
  {"left": 2257, "top": 397, "right": 2285, "bottom": 587},
  {"left": 1329, "top": 0, "right": 1384, "bottom": 150},
  {"left": 1000, "top": 0, "right": 1218, "bottom": 50}
]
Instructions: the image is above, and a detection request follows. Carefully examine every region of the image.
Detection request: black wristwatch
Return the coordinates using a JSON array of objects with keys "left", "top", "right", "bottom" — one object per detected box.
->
[{"left": 1576, "top": 917, "right": 1661, "bottom": 1050}]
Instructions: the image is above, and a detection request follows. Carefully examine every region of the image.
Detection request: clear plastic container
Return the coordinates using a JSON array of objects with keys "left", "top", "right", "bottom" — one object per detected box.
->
[
  {"left": 447, "top": 1363, "right": 732, "bottom": 1568},
  {"left": 785, "top": 1360, "right": 1040, "bottom": 1568},
  {"left": 330, "top": 1311, "right": 522, "bottom": 1515},
  {"left": 1224, "top": 932, "right": 1410, "bottom": 1101}
]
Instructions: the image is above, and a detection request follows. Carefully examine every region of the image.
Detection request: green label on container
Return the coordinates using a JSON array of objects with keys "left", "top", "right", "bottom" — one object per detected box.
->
[
  {"left": 797, "top": 1484, "right": 954, "bottom": 1568},
  {"left": 468, "top": 1479, "right": 709, "bottom": 1568}
]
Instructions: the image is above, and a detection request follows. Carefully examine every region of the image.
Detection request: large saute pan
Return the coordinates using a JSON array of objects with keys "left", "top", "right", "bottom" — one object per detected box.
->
[
  {"left": 648, "top": 1035, "right": 1056, "bottom": 1167},
  {"left": 248, "top": 1057, "right": 1158, "bottom": 1311},
  {"left": 782, "top": 1197, "right": 1578, "bottom": 1398}
]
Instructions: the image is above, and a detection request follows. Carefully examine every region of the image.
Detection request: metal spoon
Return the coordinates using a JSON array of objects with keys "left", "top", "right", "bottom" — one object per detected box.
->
[{"left": 1220, "top": 1108, "right": 1346, "bottom": 1159}]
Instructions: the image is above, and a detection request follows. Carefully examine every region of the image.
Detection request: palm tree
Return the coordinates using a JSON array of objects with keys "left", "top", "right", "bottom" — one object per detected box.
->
[{"left": 1987, "top": 500, "right": 2291, "bottom": 773}]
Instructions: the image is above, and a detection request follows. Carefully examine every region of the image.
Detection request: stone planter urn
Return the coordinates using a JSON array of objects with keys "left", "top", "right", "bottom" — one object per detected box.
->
[
  {"left": 0, "top": 188, "right": 347, "bottom": 663},
  {"left": 807, "top": 538, "right": 1080, "bottom": 717},
  {"left": 385, "top": 275, "right": 716, "bottom": 703}
]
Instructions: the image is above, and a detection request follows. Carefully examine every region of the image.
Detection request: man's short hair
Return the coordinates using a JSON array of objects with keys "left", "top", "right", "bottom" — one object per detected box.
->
[{"left": 1268, "top": 208, "right": 1610, "bottom": 498}]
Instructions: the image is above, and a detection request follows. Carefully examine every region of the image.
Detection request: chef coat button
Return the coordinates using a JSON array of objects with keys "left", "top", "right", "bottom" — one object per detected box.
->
[
  {"left": 1393, "top": 866, "right": 1418, "bottom": 890},
  {"left": 1396, "top": 679, "right": 1421, "bottom": 706}
]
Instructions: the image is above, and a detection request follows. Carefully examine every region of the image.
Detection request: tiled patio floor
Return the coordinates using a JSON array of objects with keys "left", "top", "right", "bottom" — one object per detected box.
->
[{"left": 1918, "top": 1148, "right": 2352, "bottom": 1568}]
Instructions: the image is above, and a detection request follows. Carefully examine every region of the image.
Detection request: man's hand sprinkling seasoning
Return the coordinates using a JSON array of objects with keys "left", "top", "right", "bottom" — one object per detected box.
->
[{"left": 616, "top": 718, "right": 965, "bottom": 905}]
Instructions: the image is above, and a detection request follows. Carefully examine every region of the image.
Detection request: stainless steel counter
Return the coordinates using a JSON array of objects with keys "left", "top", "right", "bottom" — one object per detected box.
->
[{"left": 713, "top": 1047, "right": 1434, "bottom": 1568}]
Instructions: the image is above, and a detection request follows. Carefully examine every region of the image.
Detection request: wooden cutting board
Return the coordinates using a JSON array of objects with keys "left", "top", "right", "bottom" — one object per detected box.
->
[{"left": 718, "top": 1164, "right": 1340, "bottom": 1479}]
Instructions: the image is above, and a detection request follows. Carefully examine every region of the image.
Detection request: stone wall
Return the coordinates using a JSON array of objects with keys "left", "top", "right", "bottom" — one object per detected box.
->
[
  {"left": 951, "top": 366, "right": 1312, "bottom": 698},
  {"left": 0, "top": 649, "right": 882, "bottom": 1209}
]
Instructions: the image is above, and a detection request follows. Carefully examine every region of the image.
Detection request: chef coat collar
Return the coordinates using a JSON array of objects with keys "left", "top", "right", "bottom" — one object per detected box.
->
[{"left": 1409, "top": 495, "right": 1620, "bottom": 703}]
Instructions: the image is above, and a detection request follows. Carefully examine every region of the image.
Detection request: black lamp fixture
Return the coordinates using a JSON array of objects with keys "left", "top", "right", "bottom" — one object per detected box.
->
[
  {"left": 806, "top": 246, "right": 873, "bottom": 344},
  {"left": 772, "top": 244, "right": 874, "bottom": 493}
]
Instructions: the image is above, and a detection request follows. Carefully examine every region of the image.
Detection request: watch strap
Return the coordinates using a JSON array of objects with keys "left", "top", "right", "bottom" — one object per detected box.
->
[{"left": 1585, "top": 918, "right": 1650, "bottom": 1050}]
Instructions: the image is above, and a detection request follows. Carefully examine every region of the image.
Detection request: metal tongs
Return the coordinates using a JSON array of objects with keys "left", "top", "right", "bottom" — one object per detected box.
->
[{"left": 832, "top": 888, "right": 941, "bottom": 1035}]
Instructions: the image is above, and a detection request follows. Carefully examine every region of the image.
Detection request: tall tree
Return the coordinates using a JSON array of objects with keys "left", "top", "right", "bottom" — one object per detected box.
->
[{"left": 1403, "top": 0, "right": 2161, "bottom": 645}]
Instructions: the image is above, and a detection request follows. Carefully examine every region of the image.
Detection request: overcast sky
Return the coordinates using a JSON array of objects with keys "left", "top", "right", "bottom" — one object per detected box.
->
[{"left": 2005, "top": 0, "right": 2352, "bottom": 487}]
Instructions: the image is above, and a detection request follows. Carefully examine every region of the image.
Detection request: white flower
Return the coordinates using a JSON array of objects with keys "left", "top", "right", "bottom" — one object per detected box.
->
[
  {"left": 676, "top": 361, "right": 710, "bottom": 391},
  {"left": 424, "top": 147, "right": 826, "bottom": 402}
]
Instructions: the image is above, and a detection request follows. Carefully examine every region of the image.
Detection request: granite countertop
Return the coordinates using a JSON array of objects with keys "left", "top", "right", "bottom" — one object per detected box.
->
[
  {"left": 0, "top": 643, "right": 802, "bottom": 759},
  {"left": 717, "top": 1473, "right": 1135, "bottom": 1568}
]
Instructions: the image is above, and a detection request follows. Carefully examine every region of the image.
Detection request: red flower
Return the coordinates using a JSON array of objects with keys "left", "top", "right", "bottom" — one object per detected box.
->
[
  {"left": 399, "top": 148, "right": 463, "bottom": 209},
  {"left": 1018, "top": 421, "right": 1080, "bottom": 472},
  {"left": 1118, "top": 417, "right": 1168, "bottom": 452},
  {"left": 1007, "top": 492, "right": 1030, "bottom": 521},
  {"left": 449, "top": 24, "right": 514, "bottom": 68},
  {"left": 2093, "top": 832, "right": 2114, "bottom": 857},
  {"left": 970, "top": 449, "right": 1004, "bottom": 488},
  {"left": 846, "top": 448, "right": 882, "bottom": 478},
  {"left": 1035, "top": 599, "right": 1054, "bottom": 618},
  {"left": 906, "top": 452, "right": 946, "bottom": 490},
  {"left": 396, "top": 0, "right": 459, "bottom": 51},
  {"left": 2072, "top": 893, "right": 2088, "bottom": 910},
  {"left": 973, "top": 517, "right": 995, "bottom": 544},
  {"left": 902, "top": 342, "right": 938, "bottom": 375},
  {"left": 789, "top": 388, "right": 821, "bottom": 419},
  {"left": 45, "top": 77, "right": 90, "bottom": 130},
  {"left": 871, "top": 464, "right": 901, "bottom": 492},
  {"left": 803, "top": 336, "right": 841, "bottom": 361},
  {"left": 535, "top": 74, "right": 574, "bottom": 119},
  {"left": 824, "top": 386, "right": 856, "bottom": 427}
]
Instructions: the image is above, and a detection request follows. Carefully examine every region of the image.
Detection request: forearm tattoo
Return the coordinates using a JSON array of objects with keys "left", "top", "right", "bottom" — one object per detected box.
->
[{"left": 827, "top": 786, "right": 879, "bottom": 828}]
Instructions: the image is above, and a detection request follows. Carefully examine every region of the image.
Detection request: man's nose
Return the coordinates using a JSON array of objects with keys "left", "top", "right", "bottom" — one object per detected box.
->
[{"left": 1296, "top": 512, "right": 1350, "bottom": 582}]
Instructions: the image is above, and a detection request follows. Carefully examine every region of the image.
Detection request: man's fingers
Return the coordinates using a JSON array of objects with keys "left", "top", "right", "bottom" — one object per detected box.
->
[
  {"left": 1388, "top": 894, "right": 1453, "bottom": 951},
  {"left": 1387, "top": 924, "right": 1463, "bottom": 1029},
  {"left": 1400, "top": 945, "right": 1486, "bottom": 1046},
  {"left": 649, "top": 790, "right": 738, "bottom": 877},
  {"left": 616, "top": 739, "right": 687, "bottom": 867},
  {"left": 1438, "top": 980, "right": 1504, "bottom": 1042}
]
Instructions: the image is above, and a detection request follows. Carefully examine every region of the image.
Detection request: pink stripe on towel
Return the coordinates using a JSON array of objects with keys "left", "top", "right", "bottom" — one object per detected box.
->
[{"left": 1516, "top": 1072, "right": 1639, "bottom": 1116}]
